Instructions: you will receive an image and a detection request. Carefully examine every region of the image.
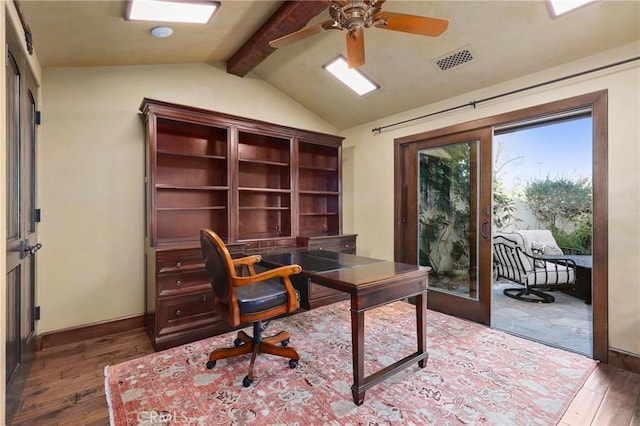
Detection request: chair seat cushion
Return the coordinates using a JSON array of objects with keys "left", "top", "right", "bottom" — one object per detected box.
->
[
  {"left": 236, "top": 279, "right": 299, "bottom": 315},
  {"left": 501, "top": 263, "right": 575, "bottom": 285},
  {"left": 526, "top": 262, "right": 575, "bottom": 285}
]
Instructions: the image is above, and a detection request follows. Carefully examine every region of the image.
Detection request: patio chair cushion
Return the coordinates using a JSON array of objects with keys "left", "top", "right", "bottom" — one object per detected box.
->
[
  {"left": 513, "top": 230, "right": 564, "bottom": 256},
  {"left": 531, "top": 241, "right": 564, "bottom": 255},
  {"left": 497, "top": 261, "right": 575, "bottom": 285},
  {"left": 527, "top": 261, "right": 575, "bottom": 284}
]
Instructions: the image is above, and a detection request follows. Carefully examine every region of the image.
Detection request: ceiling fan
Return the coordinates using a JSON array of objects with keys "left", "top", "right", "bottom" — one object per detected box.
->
[{"left": 269, "top": 0, "right": 449, "bottom": 69}]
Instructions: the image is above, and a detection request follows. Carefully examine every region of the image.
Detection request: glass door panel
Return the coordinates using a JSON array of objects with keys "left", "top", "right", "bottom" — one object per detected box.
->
[
  {"left": 409, "top": 128, "right": 492, "bottom": 324},
  {"left": 418, "top": 141, "right": 479, "bottom": 300}
]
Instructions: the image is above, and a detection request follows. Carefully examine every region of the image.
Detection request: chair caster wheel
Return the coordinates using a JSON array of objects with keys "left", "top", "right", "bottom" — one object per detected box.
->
[
  {"left": 289, "top": 359, "right": 298, "bottom": 369},
  {"left": 281, "top": 339, "right": 289, "bottom": 347},
  {"left": 206, "top": 361, "right": 216, "bottom": 369},
  {"left": 242, "top": 376, "right": 253, "bottom": 387},
  {"left": 234, "top": 338, "right": 243, "bottom": 347}
]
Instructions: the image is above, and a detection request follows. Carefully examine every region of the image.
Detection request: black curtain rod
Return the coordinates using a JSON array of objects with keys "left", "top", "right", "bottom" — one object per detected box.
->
[{"left": 371, "top": 56, "right": 640, "bottom": 134}]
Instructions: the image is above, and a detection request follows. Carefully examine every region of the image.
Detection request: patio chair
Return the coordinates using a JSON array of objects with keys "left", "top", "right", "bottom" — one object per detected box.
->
[{"left": 493, "top": 232, "right": 576, "bottom": 303}]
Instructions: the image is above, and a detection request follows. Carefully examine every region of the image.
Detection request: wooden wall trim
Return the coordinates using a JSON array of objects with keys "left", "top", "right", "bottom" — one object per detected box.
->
[
  {"left": 608, "top": 348, "right": 640, "bottom": 375},
  {"left": 37, "top": 314, "right": 145, "bottom": 350}
]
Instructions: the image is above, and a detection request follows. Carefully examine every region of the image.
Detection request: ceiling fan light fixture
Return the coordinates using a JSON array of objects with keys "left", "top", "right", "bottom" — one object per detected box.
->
[
  {"left": 323, "top": 56, "right": 379, "bottom": 96},
  {"left": 125, "top": 0, "right": 220, "bottom": 24}
]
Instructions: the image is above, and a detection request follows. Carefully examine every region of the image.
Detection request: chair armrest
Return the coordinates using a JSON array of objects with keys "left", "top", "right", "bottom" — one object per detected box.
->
[
  {"left": 232, "top": 255, "right": 262, "bottom": 276},
  {"left": 234, "top": 264, "right": 302, "bottom": 286},
  {"left": 560, "top": 246, "right": 585, "bottom": 255},
  {"left": 524, "top": 251, "right": 577, "bottom": 268},
  {"left": 232, "top": 255, "right": 262, "bottom": 266}
]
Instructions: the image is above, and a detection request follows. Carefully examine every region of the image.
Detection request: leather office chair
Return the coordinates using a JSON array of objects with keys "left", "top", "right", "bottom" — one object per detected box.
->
[{"left": 199, "top": 229, "right": 302, "bottom": 387}]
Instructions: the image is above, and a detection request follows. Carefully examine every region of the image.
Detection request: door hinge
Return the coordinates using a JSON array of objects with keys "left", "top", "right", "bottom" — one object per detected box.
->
[
  {"left": 34, "top": 306, "right": 41, "bottom": 321},
  {"left": 35, "top": 110, "right": 42, "bottom": 125},
  {"left": 35, "top": 208, "right": 42, "bottom": 223}
]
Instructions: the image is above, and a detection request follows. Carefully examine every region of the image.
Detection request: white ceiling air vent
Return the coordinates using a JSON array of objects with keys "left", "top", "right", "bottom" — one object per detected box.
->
[{"left": 432, "top": 45, "right": 477, "bottom": 72}]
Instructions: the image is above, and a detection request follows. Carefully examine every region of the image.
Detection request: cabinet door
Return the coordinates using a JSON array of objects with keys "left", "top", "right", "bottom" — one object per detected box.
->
[
  {"left": 156, "top": 290, "right": 218, "bottom": 337},
  {"left": 149, "top": 248, "right": 231, "bottom": 349}
]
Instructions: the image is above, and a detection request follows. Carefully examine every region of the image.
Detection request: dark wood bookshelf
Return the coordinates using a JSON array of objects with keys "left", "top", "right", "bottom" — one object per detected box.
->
[{"left": 140, "top": 98, "right": 353, "bottom": 350}]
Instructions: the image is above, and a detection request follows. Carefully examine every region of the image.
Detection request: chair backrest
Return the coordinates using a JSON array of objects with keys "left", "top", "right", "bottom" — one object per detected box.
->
[
  {"left": 200, "top": 229, "right": 235, "bottom": 301},
  {"left": 493, "top": 233, "right": 533, "bottom": 283},
  {"left": 513, "top": 230, "right": 563, "bottom": 256}
]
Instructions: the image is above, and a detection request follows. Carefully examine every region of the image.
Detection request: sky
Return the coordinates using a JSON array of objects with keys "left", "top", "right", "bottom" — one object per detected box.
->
[{"left": 493, "top": 116, "right": 592, "bottom": 193}]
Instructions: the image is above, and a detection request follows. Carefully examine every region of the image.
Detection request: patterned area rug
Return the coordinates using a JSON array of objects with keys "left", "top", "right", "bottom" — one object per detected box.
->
[{"left": 105, "top": 301, "right": 596, "bottom": 425}]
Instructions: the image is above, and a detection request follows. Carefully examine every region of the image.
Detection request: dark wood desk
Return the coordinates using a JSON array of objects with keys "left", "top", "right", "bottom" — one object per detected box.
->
[{"left": 259, "top": 250, "right": 429, "bottom": 405}]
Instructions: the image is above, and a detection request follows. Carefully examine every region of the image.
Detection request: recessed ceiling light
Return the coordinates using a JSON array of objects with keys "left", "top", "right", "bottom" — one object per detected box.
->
[
  {"left": 150, "top": 26, "right": 173, "bottom": 37},
  {"left": 323, "top": 56, "right": 379, "bottom": 96},
  {"left": 547, "top": 0, "right": 598, "bottom": 18},
  {"left": 125, "top": 0, "right": 220, "bottom": 24}
]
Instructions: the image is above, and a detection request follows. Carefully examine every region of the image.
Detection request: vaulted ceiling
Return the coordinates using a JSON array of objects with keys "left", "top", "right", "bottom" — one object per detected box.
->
[{"left": 16, "top": 0, "right": 640, "bottom": 130}]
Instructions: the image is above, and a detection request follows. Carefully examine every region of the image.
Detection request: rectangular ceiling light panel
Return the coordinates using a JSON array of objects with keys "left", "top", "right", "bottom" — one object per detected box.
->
[
  {"left": 323, "top": 56, "right": 379, "bottom": 96},
  {"left": 547, "top": 0, "right": 598, "bottom": 17},
  {"left": 126, "top": 0, "right": 220, "bottom": 24}
]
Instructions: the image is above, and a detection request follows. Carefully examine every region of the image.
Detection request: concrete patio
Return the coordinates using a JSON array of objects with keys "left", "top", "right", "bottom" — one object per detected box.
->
[{"left": 491, "top": 278, "right": 593, "bottom": 356}]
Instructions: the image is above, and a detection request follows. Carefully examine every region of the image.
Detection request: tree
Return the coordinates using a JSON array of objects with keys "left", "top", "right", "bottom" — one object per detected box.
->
[
  {"left": 492, "top": 139, "right": 522, "bottom": 231},
  {"left": 523, "top": 177, "right": 592, "bottom": 232}
]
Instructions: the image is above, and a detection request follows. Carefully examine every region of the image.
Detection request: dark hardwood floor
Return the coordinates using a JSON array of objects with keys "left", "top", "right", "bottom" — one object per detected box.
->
[
  {"left": 10, "top": 328, "right": 154, "bottom": 425},
  {"left": 9, "top": 327, "right": 640, "bottom": 425}
]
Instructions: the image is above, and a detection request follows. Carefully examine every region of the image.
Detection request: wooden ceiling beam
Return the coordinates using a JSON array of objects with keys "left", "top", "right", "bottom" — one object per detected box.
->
[{"left": 227, "top": 0, "right": 330, "bottom": 77}]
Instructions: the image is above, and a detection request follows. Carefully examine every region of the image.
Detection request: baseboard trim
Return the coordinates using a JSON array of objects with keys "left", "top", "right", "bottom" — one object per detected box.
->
[
  {"left": 607, "top": 348, "right": 640, "bottom": 374},
  {"left": 37, "top": 314, "right": 145, "bottom": 350}
]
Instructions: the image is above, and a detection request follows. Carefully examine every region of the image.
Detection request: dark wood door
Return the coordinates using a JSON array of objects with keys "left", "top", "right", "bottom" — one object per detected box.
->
[
  {"left": 396, "top": 129, "right": 493, "bottom": 324},
  {"left": 6, "top": 31, "right": 40, "bottom": 423}
]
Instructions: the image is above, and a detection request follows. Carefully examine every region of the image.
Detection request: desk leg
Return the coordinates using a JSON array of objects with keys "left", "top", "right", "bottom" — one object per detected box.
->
[
  {"left": 350, "top": 306, "right": 365, "bottom": 406},
  {"left": 416, "top": 292, "right": 428, "bottom": 368}
]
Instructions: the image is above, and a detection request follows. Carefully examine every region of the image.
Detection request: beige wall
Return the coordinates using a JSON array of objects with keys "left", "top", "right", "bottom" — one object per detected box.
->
[
  {"left": 2, "top": 15, "right": 638, "bottom": 426},
  {"left": 38, "top": 63, "right": 338, "bottom": 333},
  {"left": 341, "top": 42, "right": 640, "bottom": 356}
]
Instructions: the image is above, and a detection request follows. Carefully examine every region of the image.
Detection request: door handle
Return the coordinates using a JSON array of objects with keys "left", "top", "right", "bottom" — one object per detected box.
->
[
  {"left": 29, "top": 243, "right": 42, "bottom": 255},
  {"left": 481, "top": 220, "right": 489, "bottom": 239},
  {"left": 21, "top": 241, "right": 42, "bottom": 258}
]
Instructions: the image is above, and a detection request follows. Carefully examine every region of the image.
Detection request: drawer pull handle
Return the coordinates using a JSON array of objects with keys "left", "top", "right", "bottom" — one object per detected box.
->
[
  {"left": 175, "top": 309, "right": 182, "bottom": 317},
  {"left": 175, "top": 262, "right": 182, "bottom": 268},
  {"left": 175, "top": 280, "right": 182, "bottom": 287},
  {"left": 202, "top": 295, "right": 207, "bottom": 303}
]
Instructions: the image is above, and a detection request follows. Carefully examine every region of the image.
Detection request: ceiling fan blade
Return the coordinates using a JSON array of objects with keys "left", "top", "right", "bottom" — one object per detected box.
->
[
  {"left": 373, "top": 11, "right": 449, "bottom": 37},
  {"left": 269, "top": 20, "right": 336, "bottom": 49},
  {"left": 346, "top": 27, "right": 365, "bottom": 69}
]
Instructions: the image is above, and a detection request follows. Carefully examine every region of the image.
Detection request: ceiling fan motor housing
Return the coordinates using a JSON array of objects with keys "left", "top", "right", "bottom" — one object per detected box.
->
[
  {"left": 271, "top": 0, "right": 449, "bottom": 68},
  {"left": 330, "top": 0, "right": 383, "bottom": 32}
]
